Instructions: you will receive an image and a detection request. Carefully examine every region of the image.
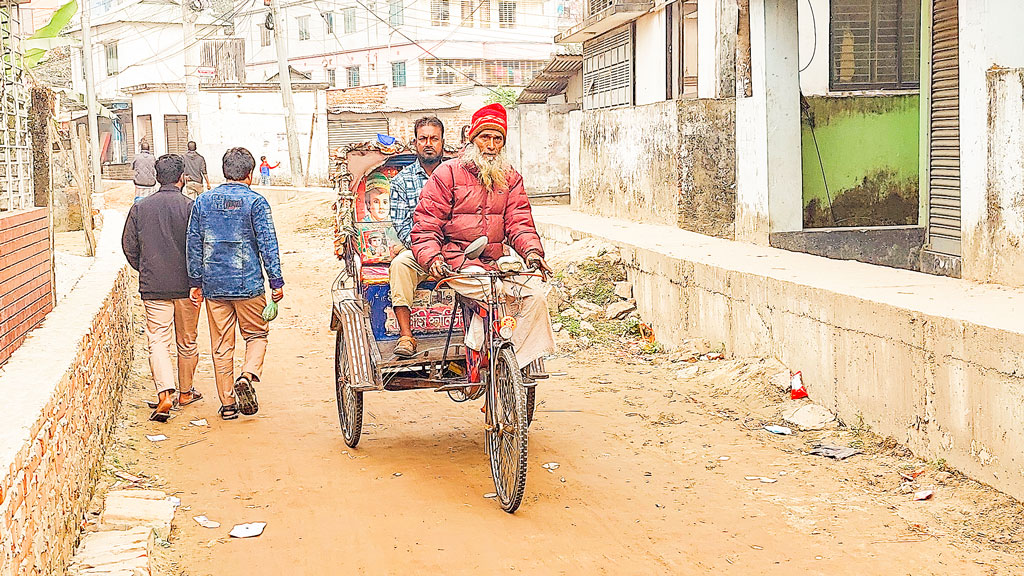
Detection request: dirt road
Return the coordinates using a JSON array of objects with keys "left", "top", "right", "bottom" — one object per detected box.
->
[{"left": 103, "top": 188, "right": 1023, "bottom": 575}]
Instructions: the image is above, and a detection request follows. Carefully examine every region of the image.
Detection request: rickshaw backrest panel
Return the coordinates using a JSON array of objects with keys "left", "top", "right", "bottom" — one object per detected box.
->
[{"left": 364, "top": 283, "right": 464, "bottom": 341}]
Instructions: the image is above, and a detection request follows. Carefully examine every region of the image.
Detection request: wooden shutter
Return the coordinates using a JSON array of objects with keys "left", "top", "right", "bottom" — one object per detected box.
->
[
  {"left": 164, "top": 115, "right": 188, "bottom": 155},
  {"left": 583, "top": 25, "right": 633, "bottom": 110},
  {"left": 927, "top": 0, "right": 960, "bottom": 256}
]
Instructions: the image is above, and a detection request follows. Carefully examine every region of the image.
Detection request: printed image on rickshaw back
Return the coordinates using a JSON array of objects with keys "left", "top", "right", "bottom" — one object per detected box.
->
[{"left": 353, "top": 165, "right": 403, "bottom": 265}]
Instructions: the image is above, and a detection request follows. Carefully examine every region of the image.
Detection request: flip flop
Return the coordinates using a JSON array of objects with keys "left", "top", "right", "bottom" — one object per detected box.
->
[
  {"left": 149, "top": 409, "right": 171, "bottom": 423},
  {"left": 177, "top": 390, "right": 203, "bottom": 406},
  {"left": 146, "top": 399, "right": 182, "bottom": 411},
  {"left": 233, "top": 374, "right": 259, "bottom": 416},
  {"left": 219, "top": 404, "right": 239, "bottom": 421}
]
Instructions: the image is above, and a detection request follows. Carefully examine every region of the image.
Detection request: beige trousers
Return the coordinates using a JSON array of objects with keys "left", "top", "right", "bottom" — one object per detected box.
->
[
  {"left": 448, "top": 266, "right": 556, "bottom": 369},
  {"left": 388, "top": 249, "right": 428, "bottom": 308},
  {"left": 143, "top": 299, "right": 200, "bottom": 394},
  {"left": 206, "top": 295, "right": 269, "bottom": 405},
  {"left": 183, "top": 181, "right": 203, "bottom": 199}
]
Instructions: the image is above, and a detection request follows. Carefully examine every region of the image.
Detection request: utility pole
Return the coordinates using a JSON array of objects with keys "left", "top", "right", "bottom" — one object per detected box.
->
[
  {"left": 182, "top": 0, "right": 201, "bottom": 145},
  {"left": 268, "top": 0, "right": 305, "bottom": 186},
  {"left": 80, "top": 0, "right": 102, "bottom": 198}
]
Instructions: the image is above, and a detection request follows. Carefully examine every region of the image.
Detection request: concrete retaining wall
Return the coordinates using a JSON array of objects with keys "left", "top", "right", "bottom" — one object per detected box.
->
[
  {"left": 537, "top": 206, "right": 1024, "bottom": 502},
  {"left": 0, "top": 213, "right": 133, "bottom": 575}
]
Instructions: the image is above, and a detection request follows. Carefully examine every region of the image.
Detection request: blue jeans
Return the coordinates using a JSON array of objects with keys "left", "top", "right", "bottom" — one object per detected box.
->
[{"left": 260, "top": 174, "right": 271, "bottom": 186}]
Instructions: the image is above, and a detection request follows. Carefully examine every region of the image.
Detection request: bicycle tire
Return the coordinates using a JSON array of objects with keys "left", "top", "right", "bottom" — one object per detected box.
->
[
  {"left": 486, "top": 347, "right": 529, "bottom": 513},
  {"left": 334, "top": 330, "right": 363, "bottom": 448}
]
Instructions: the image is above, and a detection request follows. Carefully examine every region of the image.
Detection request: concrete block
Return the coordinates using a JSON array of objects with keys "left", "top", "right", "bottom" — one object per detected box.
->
[
  {"left": 606, "top": 300, "right": 636, "bottom": 320},
  {"left": 99, "top": 491, "right": 174, "bottom": 538},
  {"left": 613, "top": 282, "right": 632, "bottom": 300},
  {"left": 68, "top": 526, "right": 152, "bottom": 576}
]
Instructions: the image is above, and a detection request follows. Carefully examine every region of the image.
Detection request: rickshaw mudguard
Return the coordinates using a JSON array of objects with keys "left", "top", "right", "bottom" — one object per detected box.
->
[{"left": 335, "top": 299, "right": 383, "bottom": 391}]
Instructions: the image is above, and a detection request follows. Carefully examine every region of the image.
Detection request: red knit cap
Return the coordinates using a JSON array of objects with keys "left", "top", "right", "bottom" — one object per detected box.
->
[{"left": 467, "top": 103, "right": 507, "bottom": 141}]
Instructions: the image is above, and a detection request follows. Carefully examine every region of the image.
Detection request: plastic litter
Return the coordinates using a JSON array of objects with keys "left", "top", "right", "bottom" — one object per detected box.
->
[
  {"left": 790, "top": 371, "right": 808, "bottom": 400},
  {"left": 914, "top": 490, "right": 934, "bottom": 501},
  {"left": 764, "top": 425, "right": 793, "bottom": 435},
  {"left": 146, "top": 434, "right": 168, "bottom": 442},
  {"left": 542, "top": 462, "right": 560, "bottom": 471},
  {"left": 483, "top": 493, "right": 497, "bottom": 499},
  {"left": 808, "top": 444, "right": 860, "bottom": 460},
  {"left": 189, "top": 419, "right": 208, "bottom": 427}
]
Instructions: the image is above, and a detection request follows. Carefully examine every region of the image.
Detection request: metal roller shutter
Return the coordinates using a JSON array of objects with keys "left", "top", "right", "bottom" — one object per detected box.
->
[
  {"left": 327, "top": 117, "right": 389, "bottom": 174},
  {"left": 927, "top": 0, "right": 960, "bottom": 256},
  {"left": 164, "top": 115, "right": 188, "bottom": 155}
]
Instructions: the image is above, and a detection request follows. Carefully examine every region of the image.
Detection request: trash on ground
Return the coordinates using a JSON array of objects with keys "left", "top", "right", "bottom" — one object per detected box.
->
[
  {"left": 790, "top": 371, "right": 809, "bottom": 400},
  {"left": 783, "top": 404, "right": 836, "bottom": 430},
  {"left": 393, "top": 472, "right": 402, "bottom": 477},
  {"left": 146, "top": 434, "right": 168, "bottom": 442},
  {"left": 745, "top": 476, "right": 778, "bottom": 484},
  {"left": 167, "top": 496, "right": 181, "bottom": 507},
  {"left": 808, "top": 444, "right": 860, "bottom": 460},
  {"left": 193, "top": 515, "right": 221, "bottom": 529},
  {"left": 115, "top": 471, "right": 142, "bottom": 483},
  {"left": 703, "top": 352, "right": 724, "bottom": 361},
  {"left": 483, "top": 493, "right": 497, "bottom": 499},
  {"left": 542, "top": 462, "right": 560, "bottom": 471},
  {"left": 189, "top": 419, "right": 208, "bottom": 427},
  {"left": 229, "top": 522, "right": 267, "bottom": 538},
  {"left": 763, "top": 425, "right": 793, "bottom": 435},
  {"left": 899, "top": 468, "right": 926, "bottom": 482},
  {"left": 914, "top": 490, "right": 934, "bottom": 501},
  {"left": 719, "top": 456, "right": 730, "bottom": 461}
]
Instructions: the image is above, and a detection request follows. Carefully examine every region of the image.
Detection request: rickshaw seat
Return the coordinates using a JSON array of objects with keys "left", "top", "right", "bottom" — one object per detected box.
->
[{"left": 359, "top": 264, "right": 390, "bottom": 285}]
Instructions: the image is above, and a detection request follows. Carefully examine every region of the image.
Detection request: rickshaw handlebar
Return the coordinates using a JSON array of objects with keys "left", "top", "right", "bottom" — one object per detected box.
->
[{"left": 434, "top": 268, "right": 544, "bottom": 288}]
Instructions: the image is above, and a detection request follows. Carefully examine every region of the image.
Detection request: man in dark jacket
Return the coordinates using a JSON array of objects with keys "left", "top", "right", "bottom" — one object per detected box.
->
[
  {"left": 122, "top": 154, "right": 202, "bottom": 422},
  {"left": 412, "top": 103, "right": 555, "bottom": 370},
  {"left": 186, "top": 147, "right": 284, "bottom": 420},
  {"left": 132, "top": 142, "right": 158, "bottom": 201}
]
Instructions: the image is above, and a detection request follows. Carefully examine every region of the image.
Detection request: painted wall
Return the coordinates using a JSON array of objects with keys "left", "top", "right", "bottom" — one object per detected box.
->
[
  {"left": 959, "top": 3, "right": 1024, "bottom": 282},
  {"left": 797, "top": 0, "right": 830, "bottom": 96},
  {"left": 801, "top": 95, "right": 920, "bottom": 228},
  {"left": 131, "top": 88, "right": 332, "bottom": 185},
  {"left": 635, "top": 9, "right": 668, "bottom": 106},
  {"left": 506, "top": 104, "right": 573, "bottom": 196},
  {"left": 971, "top": 69, "right": 1024, "bottom": 287}
]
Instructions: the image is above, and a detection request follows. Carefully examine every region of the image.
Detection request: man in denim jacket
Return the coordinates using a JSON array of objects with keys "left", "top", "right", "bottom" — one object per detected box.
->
[{"left": 186, "top": 147, "right": 285, "bottom": 420}]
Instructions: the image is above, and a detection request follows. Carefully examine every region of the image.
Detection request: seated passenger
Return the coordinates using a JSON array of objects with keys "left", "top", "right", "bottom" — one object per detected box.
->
[{"left": 388, "top": 116, "right": 446, "bottom": 357}]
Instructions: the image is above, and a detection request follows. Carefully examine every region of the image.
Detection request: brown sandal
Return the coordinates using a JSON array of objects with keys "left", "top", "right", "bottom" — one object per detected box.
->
[
  {"left": 177, "top": 389, "right": 203, "bottom": 406},
  {"left": 394, "top": 335, "right": 417, "bottom": 358}
]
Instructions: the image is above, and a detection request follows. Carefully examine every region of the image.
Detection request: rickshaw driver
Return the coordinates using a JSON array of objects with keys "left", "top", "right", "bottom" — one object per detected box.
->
[
  {"left": 388, "top": 117, "right": 447, "bottom": 357},
  {"left": 410, "top": 103, "right": 556, "bottom": 370}
]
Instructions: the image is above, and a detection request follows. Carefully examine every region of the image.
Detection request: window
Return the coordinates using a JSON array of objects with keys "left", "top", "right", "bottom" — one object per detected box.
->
[
  {"left": 583, "top": 27, "right": 633, "bottom": 109},
  {"left": 343, "top": 8, "right": 357, "bottom": 33},
  {"left": 830, "top": 0, "right": 920, "bottom": 90},
  {"left": 498, "top": 0, "right": 515, "bottom": 28},
  {"left": 105, "top": 42, "right": 118, "bottom": 76},
  {"left": 431, "top": 0, "right": 450, "bottom": 26},
  {"left": 478, "top": 0, "right": 490, "bottom": 27},
  {"left": 327, "top": 68, "right": 337, "bottom": 87},
  {"left": 392, "top": 61, "right": 407, "bottom": 87},
  {"left": 461, "top": 0, "right": 474, "bottom": 26},
  {"left": 297, "top": 15, "right": 310, "bottom": 40},
  {"left": 323, "top": 12, "right": 334, "bottom": 35},
  {"left": 347, "top": 65, "right": 360, "bottom": 87},
  {"left": 389, "top": 0, "right": 404, "bottom": 26},
  {"left": 420, "top": 58, "right": 545, "bottom": 86},
  {"left": 260, "top": 18, "right": 271, "bottom": 46}
]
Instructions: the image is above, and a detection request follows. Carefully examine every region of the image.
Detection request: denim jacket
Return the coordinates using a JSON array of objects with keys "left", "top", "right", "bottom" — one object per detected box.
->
[{"left": 186, "top": 182, "right": 284, "bottom": 299}]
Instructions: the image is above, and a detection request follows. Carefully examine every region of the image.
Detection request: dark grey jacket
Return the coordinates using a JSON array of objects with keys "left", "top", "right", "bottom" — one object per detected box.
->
[{"left": 121, "top": 185, "right": 194, "bottom": 300}]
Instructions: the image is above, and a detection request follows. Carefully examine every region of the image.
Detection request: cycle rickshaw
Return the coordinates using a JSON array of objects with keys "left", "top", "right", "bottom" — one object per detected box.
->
[{"left": 328, "top": 136, "right": 546, "bottom": 513}]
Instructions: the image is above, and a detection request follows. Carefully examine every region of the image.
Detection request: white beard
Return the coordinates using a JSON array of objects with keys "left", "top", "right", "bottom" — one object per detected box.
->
[{"left": 462, "top": 143, "right": 511, "bottom": 192}]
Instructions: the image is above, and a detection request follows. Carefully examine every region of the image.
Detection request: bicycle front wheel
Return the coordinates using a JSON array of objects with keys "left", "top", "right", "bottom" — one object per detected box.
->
[{"left": 486, "top": 347, "right": 529, "bottom": 513}]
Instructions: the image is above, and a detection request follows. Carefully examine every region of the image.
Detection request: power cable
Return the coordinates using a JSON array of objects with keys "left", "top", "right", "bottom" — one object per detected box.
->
[{"left": 799, "top": 0, "right": 816, "bottom": 73}]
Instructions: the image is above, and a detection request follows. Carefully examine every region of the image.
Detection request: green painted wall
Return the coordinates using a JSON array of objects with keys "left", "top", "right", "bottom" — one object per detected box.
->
[{"left": 801, "top": 95, "right": 920, "bottom": 228}]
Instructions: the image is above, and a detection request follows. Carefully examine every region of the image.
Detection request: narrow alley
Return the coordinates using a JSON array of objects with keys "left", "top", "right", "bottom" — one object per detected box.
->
[{"left": 97, "top": 188, "right": 1023, "bottom": 575}]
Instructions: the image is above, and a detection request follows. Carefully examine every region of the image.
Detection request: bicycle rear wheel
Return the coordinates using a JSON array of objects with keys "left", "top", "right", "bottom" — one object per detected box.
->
[
  {"left": 335, "top": 330, "right": 364, "bottom": 448},
  {"left": 486, "top": 347, "right": 529, "bottom": 513}
]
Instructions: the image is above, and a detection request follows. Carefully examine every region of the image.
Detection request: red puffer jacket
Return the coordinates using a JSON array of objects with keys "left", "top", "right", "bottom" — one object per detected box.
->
[{"left": 411, "top": 158, "right": 544, "bottom": 270}]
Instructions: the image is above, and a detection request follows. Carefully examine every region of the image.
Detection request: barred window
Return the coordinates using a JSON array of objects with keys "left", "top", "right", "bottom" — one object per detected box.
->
[
  {"left": 478, "top": 0, "right": 490, "bottom": 27},
  {"left": 347, "top": 65, "right": 361, "bottom": 87},
  {"left": 327, "top": 68, "right": 336, "bottom": 87},
  {"left": 583, "top": 26, "right": 633, "bottom": 109},
  {"left": 297, "top": 15, "right": 310, "bottom": 41},
  {"left": 392, "top": 61, "right": 407, "bottom": 87},
  {"left": 421, "top": 58, "right": 546, "bottom": 86},
  {"left": 389, "top": 0, "right": 404, "bottom": 26},
  {"left": 431, "top": 0, "right": 450, "bottom": 26},
  {"left": 105, "top": 43, "right": 118, "bottom": 76},
  {"left": 498, "top": 0, "right": 515, "bottom": 28},
  {"left": 830, "top": 0, "right": 920, "bottom": 90},
  {"left": 343, "top": 8, "right": 357, "bottom": 33}
]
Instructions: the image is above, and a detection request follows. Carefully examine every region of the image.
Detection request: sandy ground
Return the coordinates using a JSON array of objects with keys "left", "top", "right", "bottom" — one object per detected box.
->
[{"left": 96, "top": 187, "right": 1024, "bottom": 575}]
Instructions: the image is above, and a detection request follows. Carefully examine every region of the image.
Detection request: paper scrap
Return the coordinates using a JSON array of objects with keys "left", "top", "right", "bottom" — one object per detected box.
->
[
  {"left": 190, "top": 419, "right": 208, "bottom": 427},
  {"left": 193, "top": 515, "right": 221, "bottom": 529},
  {"left": 146, "top": 434, "right": 168, "bottom": 442},
  {"left": 229, "top": 522, "right": 267, "bottom": 538}
]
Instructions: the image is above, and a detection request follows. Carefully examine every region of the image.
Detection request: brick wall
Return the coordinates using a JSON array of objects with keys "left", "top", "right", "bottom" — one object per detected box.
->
[
  {"left": 0, "top": 208, "right": 54, "bottom": 366},
  {"left": 0, "top": 267, "right": 133, "bottom": 575},
  {"left": 326, "top": 84, "right": 388, "bottom": 108}
]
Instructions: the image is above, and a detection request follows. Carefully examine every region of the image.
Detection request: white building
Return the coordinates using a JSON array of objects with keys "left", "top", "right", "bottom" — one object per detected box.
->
[{"left": 239, "top": 0, "right": 578, "bottom": 91}]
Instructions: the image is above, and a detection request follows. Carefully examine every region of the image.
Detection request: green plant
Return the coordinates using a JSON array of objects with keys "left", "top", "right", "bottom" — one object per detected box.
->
[
  {"left": 484, "top": 86, "right": 520, "bottom": 110},
  {"left": 24, "top": 0, "right": 79, "bottom": 68}
]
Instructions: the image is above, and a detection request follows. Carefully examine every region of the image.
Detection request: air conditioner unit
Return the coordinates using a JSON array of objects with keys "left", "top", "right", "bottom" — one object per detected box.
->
[{"left": 424, "top": 65, "right": 438, "bottom": 78}]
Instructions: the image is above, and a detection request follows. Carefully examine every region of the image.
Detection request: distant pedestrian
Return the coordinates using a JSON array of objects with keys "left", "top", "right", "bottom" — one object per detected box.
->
[
  {"left": 187, "top": 147, "right": 285, "bottom": 421},
  {"left": 258, "top": 155, "right": 279, "bottom": 186},
  {"left": 121, "top": 153, "right": 202, "bottom": 422},
  {"left": 459, "top": 124, "right": 471, "bottom": 148},
  {"left": 182, "top": 141, "right": 211, "bottom": 199},
  {"left": 132, "top": 142, "right": 157, "bottom": 201}
]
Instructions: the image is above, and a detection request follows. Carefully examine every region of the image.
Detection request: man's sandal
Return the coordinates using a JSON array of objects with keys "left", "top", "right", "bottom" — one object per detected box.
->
[
  {"left": 177, "top": 390, "right": 203, "bottom": 406},
  {"left": 233, "top": 373, "right": 259, "bottom": 416},
  {"left": 394, "top": 335, "right": 417, "bottom": 358},
  {"left": 149, "top": 395, "right": 175, "bottom": 422},
  {"left": 219, "top": 404, "right": 239, "bottom": 421}
]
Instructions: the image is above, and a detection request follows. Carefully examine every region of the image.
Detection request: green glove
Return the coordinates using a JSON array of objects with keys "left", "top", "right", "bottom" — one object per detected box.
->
[{"left": 262, "top": 301, "right": 279, "bottom": 322}]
